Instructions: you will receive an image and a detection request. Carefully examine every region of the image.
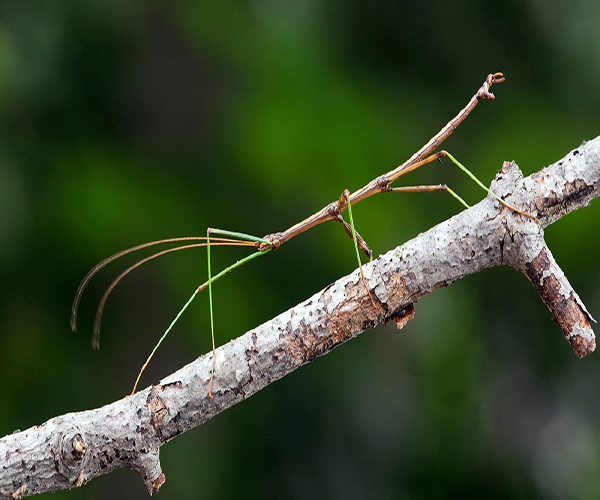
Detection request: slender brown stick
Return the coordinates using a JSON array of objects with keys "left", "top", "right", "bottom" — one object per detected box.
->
[
  {"left": 261, "top": 73, "right": 506, "bottom": 250},
  {"left": 336, "top": 218, "right": 373, "bottom": 259},
  {"left": 76, "top": 72, "right": 520, "bottom": 396},
  {"left": 75, "top": 73, "right": 507, "bottom": 336}
]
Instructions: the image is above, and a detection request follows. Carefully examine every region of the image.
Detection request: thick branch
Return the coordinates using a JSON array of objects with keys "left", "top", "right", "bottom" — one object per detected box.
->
[{"left": 1, "top": 136, "right": 599, "bottom": 498}]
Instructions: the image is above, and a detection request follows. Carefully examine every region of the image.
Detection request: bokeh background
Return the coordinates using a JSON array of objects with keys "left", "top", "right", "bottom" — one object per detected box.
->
[{"left": 1, "top": 1, "right": 599, "bottom": 498}]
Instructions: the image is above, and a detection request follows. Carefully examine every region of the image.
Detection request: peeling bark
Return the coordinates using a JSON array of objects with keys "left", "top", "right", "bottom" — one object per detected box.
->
[{"left": 1, "top": 136, "right": 599, "bottom": 498}]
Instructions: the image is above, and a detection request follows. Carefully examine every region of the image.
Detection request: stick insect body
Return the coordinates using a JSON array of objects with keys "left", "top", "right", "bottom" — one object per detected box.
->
[{"left": 71, "top": 73, "right": 538, "bottom": 396}]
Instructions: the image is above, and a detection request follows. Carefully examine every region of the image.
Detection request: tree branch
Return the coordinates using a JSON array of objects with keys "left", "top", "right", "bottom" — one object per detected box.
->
[{"left": 1, "top": 136, "right": 599, "bottom": 498}]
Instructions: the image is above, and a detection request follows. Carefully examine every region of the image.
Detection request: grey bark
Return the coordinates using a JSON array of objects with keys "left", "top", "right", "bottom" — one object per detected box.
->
[{"left": 1, "top": 136, "right": 599, "bottom": 498}]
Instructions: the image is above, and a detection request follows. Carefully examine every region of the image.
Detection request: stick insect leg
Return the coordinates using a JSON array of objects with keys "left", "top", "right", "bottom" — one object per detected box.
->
[
  {"left": 344, "top": 191, "right": 377, "bottom": 308},
  {"left": 391, "top": 184, "right": 470, "bottom": 209},
  {"left": 206, "top": 228, "right": 273, "bottom": 398},
  {"left": 130, "top": 229, "right": 272, "bottom": 396},
  {"left": 207, "top": 229, "right": 216, "bottom": 398},
  {"left": 337, "top": 218, "right": 373, "bottom": 260},
  {"left": 389, "top": 150, "right": 538, "bottom": 221},
  {"left": 442, "top": 152, "right": 539, "bottom": 222},
  {"left": 387, "top": 150, "right": 448, "bottom": 183}
]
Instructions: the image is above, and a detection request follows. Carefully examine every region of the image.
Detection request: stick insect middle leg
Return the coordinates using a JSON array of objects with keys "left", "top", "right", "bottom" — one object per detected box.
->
[
  {"left": 344, "top": 190, "right": 377, "bottom": 308},
  {"left": 332, "top": 154, "right": 470, "bottom": 308},
  {"left": 336, "top": 149, "right": 537, "bottom": 307}
]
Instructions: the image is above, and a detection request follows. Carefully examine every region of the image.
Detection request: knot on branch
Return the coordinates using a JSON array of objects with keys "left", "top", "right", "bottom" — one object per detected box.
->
[{"left": 52, "top": 423, "right": 87, "bottom": 484}]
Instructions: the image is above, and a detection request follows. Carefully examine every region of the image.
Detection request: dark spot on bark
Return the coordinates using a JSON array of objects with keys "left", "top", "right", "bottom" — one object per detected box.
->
[
  {"left": 524, "top": 247, "right": 551, "bottom": 285},
  {"left": 147, "top": 386, "right": 169, "bottom": 441},
  {"left": 535, "top": 178, "right": 594, "bottom": 218},
  {"left": 98, "top": 450, "right": 113, "bottom": 469},
  {"left": 561, "top": 178, "right": 594, "bottom": 207},
  {"left": 391, "top": 304, "right": 416, "bottom": 330},
  {"left": 165, "top": 381, "right": 183, "bottom": 390}
]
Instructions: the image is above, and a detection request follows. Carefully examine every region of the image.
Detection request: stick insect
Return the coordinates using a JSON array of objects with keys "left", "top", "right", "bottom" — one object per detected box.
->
[{"left": 71, "top": 72, "right": 538, "bottom": 397}]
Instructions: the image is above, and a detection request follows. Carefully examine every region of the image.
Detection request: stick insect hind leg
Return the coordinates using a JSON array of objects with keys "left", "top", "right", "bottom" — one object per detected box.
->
[
  {"left": 442, "top": 152, "right": 538, "bottom": 221},
  {"left": 383, "top": 149, "right": 538, "bottom": 221}
]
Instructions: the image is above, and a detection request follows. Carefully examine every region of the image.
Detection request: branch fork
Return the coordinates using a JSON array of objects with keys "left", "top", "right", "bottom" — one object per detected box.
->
[{"left": 492, "top": 160, "right": 596, "bottom": 356}]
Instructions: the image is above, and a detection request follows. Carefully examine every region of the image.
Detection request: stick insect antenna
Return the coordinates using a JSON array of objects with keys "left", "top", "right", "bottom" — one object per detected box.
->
[
  {"left": 91, "top": 240, "right": 255, "bottom": 350},
  {"left": 71, "top": 236, "right": 250, "bottom": 334}
]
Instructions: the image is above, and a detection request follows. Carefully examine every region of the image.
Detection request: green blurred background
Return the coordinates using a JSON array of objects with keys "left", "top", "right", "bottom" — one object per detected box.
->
[{"left": 1, "top": 1, "right": 599, "bottom": 498}]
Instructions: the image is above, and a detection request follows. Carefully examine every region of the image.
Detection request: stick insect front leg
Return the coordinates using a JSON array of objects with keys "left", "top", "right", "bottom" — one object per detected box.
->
[
  {"left": 129, "top": 229, "right": 272, "bottom": 396},
  {"left": 204, "top": 228, "right": 273, "bottom": 398}
]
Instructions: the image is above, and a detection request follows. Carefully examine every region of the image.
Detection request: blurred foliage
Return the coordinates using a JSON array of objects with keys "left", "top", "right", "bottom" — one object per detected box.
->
[{"left": 0, "top": 1, "right": 599, "bottom": 498}]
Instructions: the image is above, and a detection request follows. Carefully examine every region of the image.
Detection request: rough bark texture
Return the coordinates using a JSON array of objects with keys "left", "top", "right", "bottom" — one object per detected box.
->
[{"left": 1, "top": 136, "right": 599, "bottom": 498}]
